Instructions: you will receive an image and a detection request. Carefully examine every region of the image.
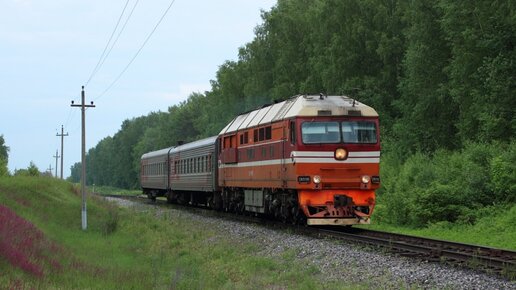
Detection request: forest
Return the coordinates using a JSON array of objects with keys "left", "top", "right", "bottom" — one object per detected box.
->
[{"left": 70, "top": 0, "right": 515, "bottom": 228}]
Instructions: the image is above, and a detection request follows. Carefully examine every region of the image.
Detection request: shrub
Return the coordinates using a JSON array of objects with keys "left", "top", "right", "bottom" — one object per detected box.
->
[
  {"left": 379, "top": 141, "right": 515, "bottom": 227},
  {"left": 0, "top": 157, "right": 8, "bottom": 177},
  {"left": 0, "top": 204, "right": 60, "bottom": 277},
  {"left": 489, "top": 141, "right": 516, "bottom": 203},
  {"left": 101, "top": 203, "right": 119, "bottom": 236}
]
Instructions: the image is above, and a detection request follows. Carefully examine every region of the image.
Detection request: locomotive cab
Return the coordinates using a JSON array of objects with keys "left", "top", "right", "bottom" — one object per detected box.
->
[{"left": 289, "top": 115, "right": 380, "bottom": 225}]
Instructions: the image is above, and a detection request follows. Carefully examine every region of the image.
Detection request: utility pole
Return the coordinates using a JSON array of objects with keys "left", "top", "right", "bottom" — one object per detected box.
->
[
  {"left": 53, "top": 149, "right": 60, "bottom": 178},
  {"left": 71, "top": 86, "right": 95, "bottom": 231},
  {"left": 47, "top": 164, "right": 53, "bottom": 176},
  {"left": 56, "top": 125, "right": 68, "bottom": 179}
]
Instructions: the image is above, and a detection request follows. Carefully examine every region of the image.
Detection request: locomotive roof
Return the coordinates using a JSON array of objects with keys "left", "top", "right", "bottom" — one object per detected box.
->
[{"left": 219, "top": 95, "right": 378, "bottom": 135}]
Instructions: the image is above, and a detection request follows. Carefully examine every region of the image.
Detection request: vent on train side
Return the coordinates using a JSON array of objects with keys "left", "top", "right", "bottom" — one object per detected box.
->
[{"left": 347, "top": 110, "right": 362, "bottom": 116}]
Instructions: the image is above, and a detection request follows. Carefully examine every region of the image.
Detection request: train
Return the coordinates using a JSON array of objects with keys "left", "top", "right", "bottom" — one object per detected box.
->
[{"left": 140, "top": 94, "right": 380, "bottom": 225}]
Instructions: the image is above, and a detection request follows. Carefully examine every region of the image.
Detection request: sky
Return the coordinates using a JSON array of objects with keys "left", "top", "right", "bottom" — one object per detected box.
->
[{"left": 0, "top": 0, "right": 277, "bottom": 178}]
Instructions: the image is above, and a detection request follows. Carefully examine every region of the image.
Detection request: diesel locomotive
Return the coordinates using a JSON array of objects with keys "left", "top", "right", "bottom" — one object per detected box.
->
[{"left": 141, "top": 95, "right": 380, "bottom": 225}]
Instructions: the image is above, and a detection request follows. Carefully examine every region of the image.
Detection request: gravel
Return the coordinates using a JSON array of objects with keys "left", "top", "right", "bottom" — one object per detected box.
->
[{"left": 105, "top": 197, "right": 515, "bottom": 289}]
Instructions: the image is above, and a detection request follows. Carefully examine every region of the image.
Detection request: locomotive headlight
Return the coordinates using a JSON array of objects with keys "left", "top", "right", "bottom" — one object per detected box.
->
[
  {"left": 361, "top": 175, "right": 371, "bottom": 184},
  {"left": 313, "top": 175, "right": 321, "bottom": 184},
  {"left": 335, "top": 148, "right": 348, "bottom": 160}
]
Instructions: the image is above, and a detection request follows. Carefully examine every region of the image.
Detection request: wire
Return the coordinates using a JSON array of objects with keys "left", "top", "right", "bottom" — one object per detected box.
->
[
  {"left": 94, "top": 0, "right": 140, "bottom": 82},
  {"left": 63, "top": 106, "right": 74, "bottom": 130},
  {"left": 95, "top": 0, "right": 177, "bottom": 101},
  {"left": 85, "top": 0, "right": 131, "bottom": 87}
]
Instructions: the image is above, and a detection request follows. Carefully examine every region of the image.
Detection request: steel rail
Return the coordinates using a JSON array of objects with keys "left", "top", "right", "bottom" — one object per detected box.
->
[
  {"left": 309, "top": 227, "right": 516, "bottom": 279},
  {"left": 101, "top": 194, "right": 516, "bottom": 279}
]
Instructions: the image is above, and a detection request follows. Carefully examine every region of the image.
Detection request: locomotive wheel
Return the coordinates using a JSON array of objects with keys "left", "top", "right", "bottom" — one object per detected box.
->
[
  {"left": 236, "top": 200, "right": 245, "bottom": 215},
  {"left": 291, "top": 205, "right": 305, "bottom": 225},
  {"left": 280, "top": 205, "right": 291, "bottom": 223},
  {"left": 213, "top": 193, "right": 223, "bottom": 211}
]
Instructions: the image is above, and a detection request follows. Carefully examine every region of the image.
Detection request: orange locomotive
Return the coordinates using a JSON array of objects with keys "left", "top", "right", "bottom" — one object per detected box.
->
[
  {"left": 217, "top": 94, "right": 380, "bottom": 225},
  {"left": 141, "top": 94, "right": 380, "bottom": 226}
]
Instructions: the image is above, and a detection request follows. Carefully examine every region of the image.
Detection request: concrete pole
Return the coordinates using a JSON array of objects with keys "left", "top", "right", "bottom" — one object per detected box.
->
[
  {"left": 53, "top": 149, "right": 60, "bottom": 178},
  {"left": 56, "top": 125, "right": 68, "bottom": 179},
  {"left": 71, "top": 86, "right": 95, "bottom": 230}
]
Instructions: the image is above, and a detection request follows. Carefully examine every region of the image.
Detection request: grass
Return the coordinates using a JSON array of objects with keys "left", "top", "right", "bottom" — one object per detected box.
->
[
  {"left": 0, "top": 176, "right": 360, "bottom": 289},
  {"left": 359, "top": 204, "right": 516, "bottom": 250},
  {"left": 3, "top": 176, "right": 512, "bottom": 288},
  {"left": 90, "top": 184, "right": 141, "bottom": 196}
]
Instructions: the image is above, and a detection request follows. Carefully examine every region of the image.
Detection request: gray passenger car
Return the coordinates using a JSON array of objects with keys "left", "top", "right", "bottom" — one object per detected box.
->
[{"left": 140, "top": 136, "right": 218, "bottom": 202}]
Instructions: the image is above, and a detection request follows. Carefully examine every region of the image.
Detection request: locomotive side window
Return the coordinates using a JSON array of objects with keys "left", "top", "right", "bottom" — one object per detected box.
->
[
  {"left": 265, "top": 126, "right": 271, "bottom": 140},
  {"left": 240, "top": 131, "right": 249, "bottom": 145},
  {"left": 253, "top": 126, "right": 272, "bottom": 143},
  {"left": 290, "top": 121, "right": 296, "bottom": 144},
  {"left": 342, "top": 121, "right": 377, "bottom": 144},
  {"left": 301, "top": 122, "right": 340, "bottom": 144}
]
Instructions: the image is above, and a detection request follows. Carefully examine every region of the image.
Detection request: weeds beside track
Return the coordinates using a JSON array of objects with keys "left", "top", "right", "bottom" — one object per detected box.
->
[{"left": 104, "top": 194, "right": 516, "bottom": 280}]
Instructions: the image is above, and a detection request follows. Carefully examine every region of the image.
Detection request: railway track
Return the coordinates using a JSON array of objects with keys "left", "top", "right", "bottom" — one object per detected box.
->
[
  {"left": 101, "top": 194, "right": 516, "bottom": 280},
  {"left": 310, "top": 226, "right": 516, "bottom": 279}
]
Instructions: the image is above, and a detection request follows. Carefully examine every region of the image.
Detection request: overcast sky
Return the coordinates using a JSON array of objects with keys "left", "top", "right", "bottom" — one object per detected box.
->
[{"left": 0, "top": 0, "right": 276, "bottom": 177}]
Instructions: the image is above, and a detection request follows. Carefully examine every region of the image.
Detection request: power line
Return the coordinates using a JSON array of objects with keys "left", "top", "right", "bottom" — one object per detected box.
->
[
  {"left": 85, "top": 0, "right": 131, "bottom": 87},
  {"left": 63, "top": 107, "right": 76, "bottom": 131},
  {"left": 94, "top": 0, "right": 141, "bottom": 81},
  {"left": 95, "top": 0, "right": 177, "bottom": 101}
]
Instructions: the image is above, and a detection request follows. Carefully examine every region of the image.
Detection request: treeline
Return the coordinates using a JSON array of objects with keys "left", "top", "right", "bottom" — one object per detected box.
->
[
  {"left": 0, "top": 135, "right": 9, "bottom": 177},
  {"left": 71, "top": 0, "right": 515, "bottom": 227}
]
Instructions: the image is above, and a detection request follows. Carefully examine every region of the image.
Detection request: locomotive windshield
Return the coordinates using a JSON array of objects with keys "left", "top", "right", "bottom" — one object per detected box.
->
[
  {"left": 301, "top": 122, "right": 340, "bottom": 143},
  {"left": 301, "top": 121, "right": 377, "bottom": 144}
]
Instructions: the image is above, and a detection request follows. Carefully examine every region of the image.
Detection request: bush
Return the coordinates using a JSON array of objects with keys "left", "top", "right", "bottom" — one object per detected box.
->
[
  {"left": 379, "top": 141, "right": 515, "bottom": 227},
  {"left": 489, "top": 141, "right": 516, "bottom": 203}
]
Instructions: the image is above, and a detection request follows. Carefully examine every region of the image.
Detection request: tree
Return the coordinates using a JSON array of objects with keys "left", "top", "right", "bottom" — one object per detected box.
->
[
  {"left": 439, "top": 0, "right": 516, "bottom": 143},
  {"left": 0, "top": 135, "right": 10, "bottom": 176},
  {"left": 394, "top": 0, "right": 458, "bottom": 155},
  {"left": 27, "top": 161, "right": 40, "bottom": 177},
  {"left": 0, "top": 157, "right": 8, "bottom": 177},
  {"left": 68, "top": 162, "right": 81, "bottom": 183}
]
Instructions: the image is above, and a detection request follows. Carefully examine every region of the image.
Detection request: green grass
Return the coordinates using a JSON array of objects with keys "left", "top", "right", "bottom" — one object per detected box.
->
[
  {"left": 90, "top": 184, "right": 141, "bottom": 196},
  {"left": 3, "top": 176, "right": 512, "bottom": 288},
  {"left": 0, "top": 176, "right": 357, "bottom": 289},
  {"left": 360, "top": 204, "right": 516, "bottom": 250}
]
